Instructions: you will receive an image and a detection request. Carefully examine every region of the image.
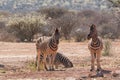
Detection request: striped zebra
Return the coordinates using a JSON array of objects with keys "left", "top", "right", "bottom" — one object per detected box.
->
[
  {"left": 36, "top": 28, "right": 60, "bottom": 71},
  {"left": 87, "top": 24, "right": 103, "bottom": 72},
  {"left": 35, "top": 52, "right": 73, "bottom": 69}
]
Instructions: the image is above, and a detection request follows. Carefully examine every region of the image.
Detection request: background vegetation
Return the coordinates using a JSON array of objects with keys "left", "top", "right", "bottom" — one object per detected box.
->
[{"left": 0, "top": 0, "right": 120, "bottom": 42}]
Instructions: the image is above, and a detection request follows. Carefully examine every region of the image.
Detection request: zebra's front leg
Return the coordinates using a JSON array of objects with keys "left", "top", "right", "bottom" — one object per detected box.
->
[
  {"left": 37, "top": 49, "right": 40, "bottom": 71},
  {"left": 90, "top": 52, "right": 95, "bottom": 72},
  {"left": 96, "top": 52, "right": 102, "bottom": 71},
  {"left": 43, "top": 54, "right": 48, "bottom": 71},
  {"left": 96, "top": 51, "right": 104, "bottom": 77}
]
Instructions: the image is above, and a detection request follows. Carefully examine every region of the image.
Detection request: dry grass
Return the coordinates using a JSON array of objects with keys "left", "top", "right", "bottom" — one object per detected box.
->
[{"left": 102, "top": 39, "right": 112, "bottom": 56}]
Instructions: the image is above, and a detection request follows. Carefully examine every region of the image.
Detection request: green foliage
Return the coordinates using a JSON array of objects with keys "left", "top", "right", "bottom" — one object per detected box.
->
[
  {"left": 27, "top": 60, "right": 45, "bottom": 71},
  {"left": 103, "top": 40, "right": 112, "bottom": 56},
  {"left": 7, "top": 14, "right": 46, "bottom": 42},
  {"left": 0, "top": 69, "right": 6, "bottom": 73},
  {"left": 27, "top": 60, "right": 36, "bottom": 71}
]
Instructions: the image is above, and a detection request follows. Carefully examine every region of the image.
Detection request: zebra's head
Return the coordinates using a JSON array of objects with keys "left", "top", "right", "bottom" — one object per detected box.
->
[
  {"left": 53, "top": 28, "right": 60, "bottom": 44},
  {"left": 87, "top": 24, "right": 97, "bottom": 40}
]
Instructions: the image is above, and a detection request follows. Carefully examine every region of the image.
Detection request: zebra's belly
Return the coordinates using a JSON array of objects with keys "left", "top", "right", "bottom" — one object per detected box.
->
[{"left": 88, "top": 45, "right": 102, "bottom": 53}]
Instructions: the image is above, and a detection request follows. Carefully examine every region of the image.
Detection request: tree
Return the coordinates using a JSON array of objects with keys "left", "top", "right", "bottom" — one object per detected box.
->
[
  {"left": 50, "top": 13, "right": 78, "bottom": 40},
  {"left": 7, "top": 15, "right": 46, "bottom": 42},
  {"left": 108, "top": 0, "right": 120, "bottom": 7}
]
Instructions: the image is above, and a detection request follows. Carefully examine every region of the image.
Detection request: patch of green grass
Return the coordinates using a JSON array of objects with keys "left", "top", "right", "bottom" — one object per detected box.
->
[
  {"left": 27, "top": 60, "right": 45, "bottom": 71},
  {"left": 0, "top": 69, "right": 6, "bottom": 73},
  {"left": 27, "top": 60, "right": 37, "bottom": 71}
]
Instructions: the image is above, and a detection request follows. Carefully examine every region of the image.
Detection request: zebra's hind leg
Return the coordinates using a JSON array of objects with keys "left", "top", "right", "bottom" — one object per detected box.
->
[
  {"left": 48, "top": 54, "right": 52, "bottom": 71},
  {"left": 51, "top": 53, "right": 56, "bottom": 71}
]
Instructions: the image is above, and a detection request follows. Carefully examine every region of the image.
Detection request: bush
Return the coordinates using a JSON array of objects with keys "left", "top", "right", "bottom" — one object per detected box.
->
[
  {"left": 0, "top": 29, "right": 18, "bottom": 42},
  {"left": 102, "top": 40, "right": 112, "bottom": 56},
  {"left": 7, "top": 14, "right": 46, "bottom": 42},
  {"left": 100, "top": 23, "right": 118, "bottom": 39},
  {"left": 50, "top": 13, "right": 78, "bottom": 40},
  {"left": 73, "top": 29, "right": 87, "bottom": 42},
  {"left": 0, "top": 21, "right": 5, "bottom": 29},
  {"left": 38, "top": 7, "right": 68, "bottom": 19}
]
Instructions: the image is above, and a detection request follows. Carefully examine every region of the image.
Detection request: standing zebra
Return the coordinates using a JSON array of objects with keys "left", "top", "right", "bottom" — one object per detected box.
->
[
  {"left": 36, "top": 28, "right": 60, "bottom": 71},
  {"left": 87, "top": 24, "right": 103, "bottom": 72}
]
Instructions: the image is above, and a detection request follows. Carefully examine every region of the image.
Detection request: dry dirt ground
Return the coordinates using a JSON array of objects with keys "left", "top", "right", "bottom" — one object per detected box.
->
[{"left": 0, "top": 41, "right": 120, "bottom": 80}]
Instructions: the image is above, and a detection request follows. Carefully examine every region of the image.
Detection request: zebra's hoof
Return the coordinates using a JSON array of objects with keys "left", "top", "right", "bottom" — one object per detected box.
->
[
  {"left": 90, "top": 68, "right": 94, "bottom": 72},
  {"left": 97, "top": 68, "right": 102, "bottom": 72},
  {"left": 51, "top": 68, "right": 55, "bottom": 71}
]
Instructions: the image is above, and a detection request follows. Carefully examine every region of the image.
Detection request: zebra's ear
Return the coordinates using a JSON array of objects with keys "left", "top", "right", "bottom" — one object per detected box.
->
[
  {"left": 55, "top": 27, "right": 59, "bottom": 32},
  {"left": 55, "top": 27, "right": 62, "bottom": 32}
]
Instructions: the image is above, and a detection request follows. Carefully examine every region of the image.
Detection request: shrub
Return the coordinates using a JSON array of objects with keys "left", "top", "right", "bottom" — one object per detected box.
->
[
  {"left": 73, "top": 29, "right": 87, "bottom": 42},
  {"left": 0, "top": 29, "right": 18, "bottom": 42},
  {"left": 7, "top": 14, "right": 46, "bottom": 42},
  {"left": 0, "top": 21, "right": 5, "bottom": 29},
  {"left": 51, "top": 13, "right": 78, "bottom": 40},
  {"left": 100, "top": 23, "right": 118, "bottom": 39},
  {"left": 26, "top": 60, "right": 37, "bottom": 71},
  {"left": 102, "top": 40, "right": 112, "bottom": 56},
  {"left": 38, "top": 7, "right": 68, "bottom": 19}
]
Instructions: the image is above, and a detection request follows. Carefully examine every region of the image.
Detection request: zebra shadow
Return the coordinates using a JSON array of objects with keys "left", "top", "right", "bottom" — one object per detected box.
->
[
  {"left": 102, "top": 69, "right": 111, "bottom": 74},
  {"left": 81, "top": 69, "right": 112, "bottom": 79},
  {"left": 90, "top": 69, "right": 112, "bottom": 78}
]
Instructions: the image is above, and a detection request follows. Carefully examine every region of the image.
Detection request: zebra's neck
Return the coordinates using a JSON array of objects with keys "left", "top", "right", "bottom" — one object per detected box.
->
[
  {"left": 91, "top": 35, "right": 101, "bottom": 49},
  {"left": 92, "top": 36, "right": 99, "bottom": 44},
  {"left": 92, "top": 34, "right": 98, "bottom": 44},
  {"left": 49, "top": 38, "right": 58, "bottom": 51}
]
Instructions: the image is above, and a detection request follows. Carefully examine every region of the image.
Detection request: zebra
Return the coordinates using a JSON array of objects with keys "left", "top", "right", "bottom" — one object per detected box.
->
[
  {"left": 35, "top": 52, "right": 73, "bottom": 70},
  {"left": 36, "top": 28, "right": 60, "bottom": 71},
  {"left": 54, "top": 52, "right": 73, "bottom": 68},
  {"left": 87, "top": 24, "right": 103, "bottom": 72}
]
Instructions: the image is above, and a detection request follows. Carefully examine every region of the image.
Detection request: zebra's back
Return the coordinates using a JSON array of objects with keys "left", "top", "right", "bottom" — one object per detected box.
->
[{"left": 54, "top": 52, "right": 73, "bottom": 68}]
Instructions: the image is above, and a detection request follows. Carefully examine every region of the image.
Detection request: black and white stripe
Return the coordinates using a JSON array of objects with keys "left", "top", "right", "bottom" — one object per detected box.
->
[
  {"left": 36, "top": 52, "right": 73, "bottom": 69},
  {"left": 48, "top": 38, "right": 58, "bottom": 51},
  {"left": 54, "top": 52, "right": 73, "bottom": 68},
  {"left": 89, "top": 37, "right": 102, "bottom": 50}
]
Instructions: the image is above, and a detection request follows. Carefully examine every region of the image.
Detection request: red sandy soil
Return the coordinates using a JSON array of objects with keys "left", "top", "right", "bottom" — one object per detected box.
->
[{"left": 0, "top": 41, "right": 120, "bottom": 80}]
